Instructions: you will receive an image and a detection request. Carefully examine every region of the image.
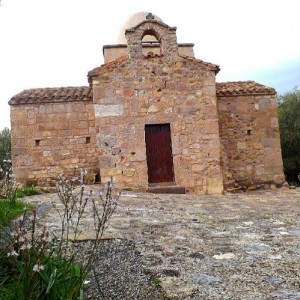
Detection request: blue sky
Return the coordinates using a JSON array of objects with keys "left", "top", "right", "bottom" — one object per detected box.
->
[
  {"left": 0, "top": 0, "right": 299, "bottom": 129},
  {"left": 248, "top": 59, "right": 300, "bottom": 94}
]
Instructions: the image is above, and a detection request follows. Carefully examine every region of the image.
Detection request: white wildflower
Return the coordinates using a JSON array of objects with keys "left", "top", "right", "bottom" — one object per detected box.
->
[
  {"left": 33, "top": 263, "right": 44, "bottom": 272},
  {"left": 32, "top": 264, "right": 39, "bottom": 272},
  {"left": 18, "top": 236, "right": 25, "bottom": 243},
  {"left": 7, "top": 249, "right": 19, "bottom": 257}
]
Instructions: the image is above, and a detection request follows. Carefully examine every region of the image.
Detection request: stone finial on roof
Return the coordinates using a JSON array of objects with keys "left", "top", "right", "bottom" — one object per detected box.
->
[{"left": 146, "top": 13, "right": 155, "bottom": 20}]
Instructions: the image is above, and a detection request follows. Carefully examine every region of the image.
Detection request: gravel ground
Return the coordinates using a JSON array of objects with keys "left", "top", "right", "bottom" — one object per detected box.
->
[
  {"left": 33, "top": 201, "right": 165, "bottom": 299},
  {"left": 74, "top": 239, "right": 164, "bottom": 300},
  {"left": 0, "top": 201, "right": 164, "bottom": 300},
  {"left": 5, "top": 188, "right": 300, "bottom": 299}
]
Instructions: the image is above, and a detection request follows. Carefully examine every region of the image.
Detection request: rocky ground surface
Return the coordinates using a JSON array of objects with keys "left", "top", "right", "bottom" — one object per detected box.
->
[{"left": 22, "top": 187, "right": 300, "bottom": 300}]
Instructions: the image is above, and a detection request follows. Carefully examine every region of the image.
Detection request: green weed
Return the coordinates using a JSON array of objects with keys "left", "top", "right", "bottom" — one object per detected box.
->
[
  {"left": 153, "top": 277, "right": 162, "bottom": 285},
  {"left": 0, "top": 200, "right": 28, "bottom": 228}
]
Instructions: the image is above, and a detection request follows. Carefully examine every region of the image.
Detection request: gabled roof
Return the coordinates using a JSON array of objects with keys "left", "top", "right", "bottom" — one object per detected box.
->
[
  {"left": 9, "top": 81, "right": 276, "bottom": 106},
  {"left": 89, "top": 54, "right": 219, "bottom": 76},
  {"left": 180, "top": 55, "right": 220, "bottom": 74},
  {"left": 88, "top": 55, "right": 129, "bottom": 77},
  {"left": 9, "top": 86, "right": 92, "bottom": 105},
  {"left": 216, "top": 81, "right": 276, "bottom": 96}
]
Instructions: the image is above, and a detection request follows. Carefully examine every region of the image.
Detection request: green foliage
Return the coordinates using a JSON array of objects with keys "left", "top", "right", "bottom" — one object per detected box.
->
[
  {"left": 0, "top": 200, "right": 28, "bottom": 229},
  {"left": 0, "top": 211, "right": 84, "bottom": 300},
  {"left": 278, "top": 88, "right": 300, "bottom": 155},
  {"left": 16, "top": 185, "right": 41, "bottom": 198},
  {"left": 0, "top": 161, "right": 17, "bottom": 203},
  {"left": 37, "top": 256, "right": 84, "bottom": 299},
  {"left": 153, "top": 277, "right": 162, "bottom": 285},
  {"left": 0, "top": 280, "right": 24, "bottom": 300},
  {"left": 0, "top": 171, "right": 119, "bottom": 299},
  {"left": 278, "top": 87, "right": 300, "bottom": 183},
  {"left": 0, "top": 128, "right": 11, "bottom": 167}
]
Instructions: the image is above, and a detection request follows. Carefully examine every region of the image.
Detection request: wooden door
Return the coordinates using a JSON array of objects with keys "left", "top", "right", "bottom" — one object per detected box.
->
[{"left": 145, "top": 124, "right": 175, "bottom": 184}]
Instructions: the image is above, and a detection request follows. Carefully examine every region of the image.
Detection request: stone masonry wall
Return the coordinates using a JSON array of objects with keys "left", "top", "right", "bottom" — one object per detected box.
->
[
  {"left": 10, "top": 101, "right": 98, "bottom": 186},
  {"left": 103, "top": 44, "right": 195, "bottom": 64},
  {"left": 89, "top": 20, "right": 224, "bottom": 194},
  {"left": 125, "top": 21, "right": 178, "bottom": 60},
  {"left": 91, "top": 55, "right": 223, "bottom": 194},
  {"left": 218, "top": 94, "right": 285, "bottom": 190}
]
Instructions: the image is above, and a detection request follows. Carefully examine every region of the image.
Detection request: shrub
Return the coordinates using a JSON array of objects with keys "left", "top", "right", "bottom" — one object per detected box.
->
[
  {"left": 0, "top": 170, "right": 119, "bottom": 299},
  {"left": 0, "top": 160, "right": 17, "bottom": 203},
  {"left": 0, "top": 128, "right": 11, "bottom": 169},
  {"left": 278, "top": 87, "right": 300, "bottom": 183},
  {"left": 0, "top": 200, "right": 28, "bottom": 229}
]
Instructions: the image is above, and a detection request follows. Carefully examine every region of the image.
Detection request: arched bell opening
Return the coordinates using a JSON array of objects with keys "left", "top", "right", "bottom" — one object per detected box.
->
[{"left": 141, "top": 28, "right": 162, "bottom": 57}]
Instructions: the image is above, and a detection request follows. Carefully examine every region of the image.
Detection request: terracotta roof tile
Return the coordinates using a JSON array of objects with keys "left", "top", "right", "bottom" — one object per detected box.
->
[
  {"left": 9, "top": 80, "right": 275, "bottom": 106},
  {"left": 88, "top": 55, "right": 129, "bottom": 77},
  {"left": 9, "top": 86, "right": 92, "bottom": 105},
  {"left": 89, "top": 55, "right": 220, "bottom": 76},
  {"left": 179, "top": 55, "right": 220, "bottom": 73},
  {"left": 216, "top": 81, "right": 276, "bottom": 96}
]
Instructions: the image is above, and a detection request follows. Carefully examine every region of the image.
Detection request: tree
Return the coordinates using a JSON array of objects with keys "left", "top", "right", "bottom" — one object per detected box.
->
[
  {"left": 0, "top": 127, "right": 11, "bottom": 166},
  {"left": 278, "top": 87, "right": 300, "bottom": 183}
]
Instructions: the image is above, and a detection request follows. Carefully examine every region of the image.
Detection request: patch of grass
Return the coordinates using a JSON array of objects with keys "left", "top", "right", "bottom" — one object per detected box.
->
[
  {"left": 16, "top": 185, "right": 41, "bottom": 198},
  {"left": 1, "top": 171, "right": 117, "bottom": 299},
  {"left": 0, "top": 237, "right": 84, "bottom": 300},
  {"left": 0, "top": 280, "right": 24, "bottom": 300},
  {"left": 37, "top": 256, "right": 84, "bottom": 299},
  {"left": 153, "top": 277, "right": 162, "bottom": 285},
  {"left": 0, "top": 200, "right": 33, "bottom": 228}
]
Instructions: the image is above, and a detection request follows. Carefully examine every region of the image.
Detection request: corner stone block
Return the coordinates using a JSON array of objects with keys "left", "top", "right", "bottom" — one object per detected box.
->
[
  {"left": 27, "top": 110, "right": 35, "bottom": 119},
  {"left": 273, "top": 174, "right": 285, "bottom": 184},
  {"left": 271, "top": 118, "right": 279, "bottom": 128},
  {"left": 192, "top": 164, "right": 204, "bottom": 172},
  {"left": 94, "top": 104, "right": 124, "bottom": 117},
  {"left": 123, "top": 169, "right": 136, "bottom": 177},
  {"left": 237, "top": 142, "right": 246, "bottom": 150},
  {"left": 101, "top": 168, "right": 123, "bottom": 177},
  {"left": 52, "top": 104, "right": 65, "bottom": 113},
  {"left": 207, "top": 177, "right": 224, "bottom": 194},
  {"left": 43, "top": 150, "right": 51, "bottom": 157}
]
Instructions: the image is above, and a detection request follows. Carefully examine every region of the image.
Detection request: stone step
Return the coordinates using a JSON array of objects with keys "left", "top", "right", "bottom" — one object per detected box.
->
[{"left": 148, "top": 185, "right": 186, "bottom": 194}]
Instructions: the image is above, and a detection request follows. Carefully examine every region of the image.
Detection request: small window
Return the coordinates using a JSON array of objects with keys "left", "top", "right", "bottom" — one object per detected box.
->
[
  {"left": 95, "top": 173, "right": 101, "bottom": 184},
  {"left": 247, "top": 130, "right": 252, "bottom": 136},
  {"left": 35, "top": 139, "right": 40, "bottom": 146},
  {"left": 86, "top": 137, "right": 91, "bottom": 144}
]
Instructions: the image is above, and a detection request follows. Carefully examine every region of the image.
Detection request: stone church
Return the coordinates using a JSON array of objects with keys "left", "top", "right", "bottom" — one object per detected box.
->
[{"left": 9, "top": 12, "right": 285, "bottom": 194}]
